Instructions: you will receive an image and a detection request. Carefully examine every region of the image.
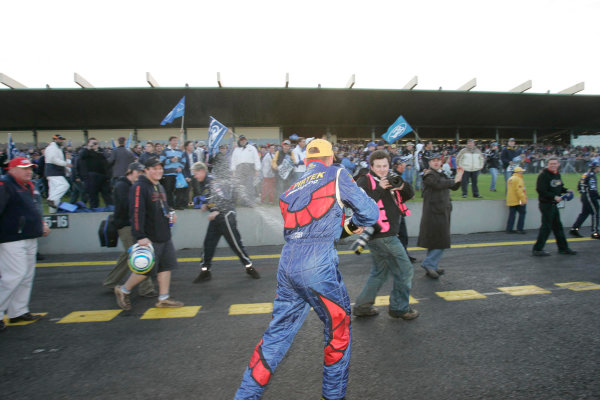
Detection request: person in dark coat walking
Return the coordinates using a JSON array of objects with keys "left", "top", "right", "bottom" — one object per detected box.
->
[
  {"left": 107, "top": 137, "right": 137, "bottom": 187},
  {"left": 417, "top": 153, "right": 463, "bottom": 279}
]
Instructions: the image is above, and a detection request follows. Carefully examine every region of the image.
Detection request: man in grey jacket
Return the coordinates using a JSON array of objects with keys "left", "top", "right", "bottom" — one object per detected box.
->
[
  {"left": 108, "top": 137, "right": 136, "bottom": 186},
  {"left": 456, "top": 139, "right": 484, "bottom": 198}
]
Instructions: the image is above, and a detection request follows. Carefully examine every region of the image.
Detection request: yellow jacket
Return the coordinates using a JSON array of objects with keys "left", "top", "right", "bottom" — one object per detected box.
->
[{"left": 506, "top": 173, "right": 527, "bottom": 206}]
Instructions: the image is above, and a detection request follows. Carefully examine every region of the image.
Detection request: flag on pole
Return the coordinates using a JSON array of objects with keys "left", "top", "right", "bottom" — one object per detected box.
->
[
  {"left": 7, "top": 133, "right": 18, "bottom": 160},
  {"left": 111, "top": 139, "right": 117, "bottom": 149},
  {"left": 126, "top": 132, "right": 132, "bottom": 148},
  {"left": 381, "top": 115, "right": 414, "bottom": 144},
  {"left": 208, "top": 116, "right": 228, "bottom": 156},
  {"left": 160, "top": 96, "right": 186, "bottom": 125}
]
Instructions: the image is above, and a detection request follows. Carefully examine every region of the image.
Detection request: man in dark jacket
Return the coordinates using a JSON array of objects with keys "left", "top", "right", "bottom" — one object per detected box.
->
[
  {"left": 191, "top": 161, "right": 259, "bottom": 282},
  {"left": 0, "top": 157, "right": 50, "bottom": 331},
  {"left": 80, "top": 138, "right": 113, "bottom": 208},
  {"left": 532, "top": 157, "right": 576, "bottom": 256},
  {"left": 417, "top": 153, "right": 464, "bottom": 278},
  {"left": 501, "top": 138, "right": 521, "bottom": 189},
  {"left": 113, "top": 157, "right": 183, "bottom": 310},
  {"left": 107, "top": 137, "right": 136, "bottom": 187},
  {"left": 486, "top": 142, "right": 501, "bottom": 192},
  {"left": 102, "top": 162, "right": 155, "bottom": 296},
  {"left": 353, "top": 151, "right": 419, "bottom": 320},
  {"left": 392, "top": 156, "right": 417, "bottom": 262}
]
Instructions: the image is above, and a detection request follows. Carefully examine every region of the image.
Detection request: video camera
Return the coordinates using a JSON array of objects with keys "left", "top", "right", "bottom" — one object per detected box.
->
[{"left": 340, "top": 219, "right": 381, "bottom": 255}]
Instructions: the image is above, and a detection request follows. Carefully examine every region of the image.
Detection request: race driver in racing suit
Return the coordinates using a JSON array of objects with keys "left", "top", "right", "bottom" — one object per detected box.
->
[{"left": 235, "top": 139, "right": 379, "bottom": 400}]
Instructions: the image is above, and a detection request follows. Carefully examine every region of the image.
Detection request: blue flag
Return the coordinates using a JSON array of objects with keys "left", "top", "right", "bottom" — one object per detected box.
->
[
  {"left": 7, "top": 133, "right": 18, "bottom": 160},
  {"left": 111, "top": 139, "right": 117, "bottom": 149},
  {"left": 160, "top": 96, "right": 186, "bottom": 125},
  {"left": 126, "top": 132, "right": 132, "bottom": 148},
  {"left": 208, "top": 116, "right": 228, "bottom": 156},
  {"left": 382, "top": 115, "right": 413, "bottom": 144}
]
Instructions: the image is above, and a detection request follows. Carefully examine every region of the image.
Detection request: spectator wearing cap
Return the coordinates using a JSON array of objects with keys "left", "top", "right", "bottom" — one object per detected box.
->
[
  {"left": 230, "top": 135, "right": 261, "bottom": 206},
  {"left": 501, "top": 138, "right": 522, "bottom": 189},
  {"left": 194, "top": 141, "right": 209, "bottom": 164},
  {"left": 376, "top": 140, "right": 386, "bottom": 151},
  {"left": 271, "top": 139, "right": 297, "bottom": 196},
  {"left": 107, "top": 136, "right": 137, "bottom": 186},
  {"left": 103, "top": 162, "right": 156, "bottom": 296},
  {"left": 401, "top": 142, "right": 416, "bottom": 187},
  {"left": 139, "top": 142, "right": 156, "bottom": 166},
  {"left": 260, "top": 144, "right": 277, "bottom": 204},
  {"left": 0, "top": 157, "right": 51, "bottom": 331},
  {"left": 456, "top": 139, "right": 484, "bottom": 198},
  {"left": 79, "top": 138, "right": 113, "bottom": 209},
  {"left": 114, "top": 156, "right": 184, "bottom": 310},
  {"left": 291, "top": 136, "right": 307, "bottom": 181},
  {"left": 44, "top": 134, "right": 73, "bottom": 212},
  {"left": 160, "top": 136, "right": 186, "bottom": 209},
  {"left": 417, "top": 153, "right": 464, "bottom": 279},
  {"left": 486, "top": 142, "right": 501, "bottom": 192},
  {"left": 506, "top": 166, "right": 527, "bottom": 234}
]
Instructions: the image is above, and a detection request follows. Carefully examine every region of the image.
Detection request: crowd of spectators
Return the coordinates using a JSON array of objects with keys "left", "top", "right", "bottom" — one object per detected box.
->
[{"left": 1, "top": 135, "right": 598, "bottom": 212}]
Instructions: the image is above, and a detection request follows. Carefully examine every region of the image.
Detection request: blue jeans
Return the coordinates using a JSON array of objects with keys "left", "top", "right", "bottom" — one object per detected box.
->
[
  {"left": 506, "top": 205, "right": 527, "bottom": 231},
  {"left": 415, "top": 173, "right": 423, "bottom": 191},
  {"left": 354, "top": 236, "right": 413, "bottom": 313},
  {"left": 402, "top": 168, "right": 414, "bottom": 188},
  {"left": 422, "top": 249, "right": 444, "bottom": 270},
  {"left": 488, "top": 168, "right": 498, "bottom": 190}
]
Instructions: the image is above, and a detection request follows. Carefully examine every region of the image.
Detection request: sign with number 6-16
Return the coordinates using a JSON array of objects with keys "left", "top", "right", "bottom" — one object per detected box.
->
[{"left": 43, "top": 214, "right": 69, "bottom": 229}]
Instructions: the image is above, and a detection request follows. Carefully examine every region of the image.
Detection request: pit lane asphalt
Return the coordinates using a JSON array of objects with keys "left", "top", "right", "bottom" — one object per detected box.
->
[{"left": 1, "top": 230, "right": 599, "bottom": 400}]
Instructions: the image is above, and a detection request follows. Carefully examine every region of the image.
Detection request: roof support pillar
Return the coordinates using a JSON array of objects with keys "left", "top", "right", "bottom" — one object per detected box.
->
[
  {"left": 33, "top": 130, "right": 38, "bottom": 147},
  {"left": 83, "top": 130, "right": 89, "bottom": 144},
  {"left": 456, "top": 128, "right": 460, "bottom": 145},
  {"left": 495, "top": 128, "right": 499, "bottom": 143},
  {"left": 533, "top": 130, "right": 537, "bottom": 144},
  {"left": 134, "top": 128, "right": 138, "bottom": 143},
  {"left": 570, "top": 130, "right": 574, "bottom": 146},
  {"left": 371, "top": 127, "right": 376, "bottom": 141}
]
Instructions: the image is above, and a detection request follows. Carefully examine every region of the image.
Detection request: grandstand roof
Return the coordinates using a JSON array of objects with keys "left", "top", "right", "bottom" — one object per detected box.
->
[{"left": 2, "top": 87, "right": 600, "bottom": 140}]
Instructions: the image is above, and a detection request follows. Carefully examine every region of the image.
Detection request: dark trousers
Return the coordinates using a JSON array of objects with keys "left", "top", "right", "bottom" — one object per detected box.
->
[
  {"left": 235, "top": 164, "right": 257, "bottom": 206},
  {"left": 85, "top": 172, "right": 113, "bottom": 208},
  {"left": 506, "top": 205, "right": 527, "bottom": 231},
  {"left": 202, "top": 211, "right": 252, "bottom": 268},
  {"left": 175, "top": 186, "right": 189, "bottom": 208},
  {"left": 572, "top": 195, "right": 599, "bottom": 233},
  {"left": 533, "top": 203, "right": 569, "bottom": 251},
  {"left": 163, "top": 175, "right": 177, "bottom": 208},
  {"left": 69, "top": 178, "right": 88, "bottom": 204},
  {"left": 461, "top": 170, "right": 479, "bottom": 196}
]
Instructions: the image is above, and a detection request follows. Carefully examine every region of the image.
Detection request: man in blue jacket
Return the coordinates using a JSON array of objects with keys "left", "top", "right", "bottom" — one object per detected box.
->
[
  {"left": 0, "top": 157, "right": 50, "bottom": 331},
  {"left": 235, "top": 139, "right": 378, "bottom": 400},
  {"left": 160, "top": 136, "right": 186, "bottom": 209}
]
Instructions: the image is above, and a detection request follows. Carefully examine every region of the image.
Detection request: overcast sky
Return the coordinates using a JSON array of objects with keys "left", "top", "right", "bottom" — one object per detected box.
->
[{"left": 2, "top": 0, "right": 599, "bottom": 94}]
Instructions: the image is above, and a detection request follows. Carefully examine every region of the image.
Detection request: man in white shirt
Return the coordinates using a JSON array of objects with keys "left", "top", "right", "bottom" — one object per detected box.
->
[
  {"left": 260, "top": 144, "right": 277, "bottom": 204},
  {"left": 291, "top": 137, "right": 307, "bottom": 182},
  {"left": 44, "top": 135, "right": 73, "bottom": 213},
  {"left": 230, "top": 135, "right": 261, "bottom": 206}
]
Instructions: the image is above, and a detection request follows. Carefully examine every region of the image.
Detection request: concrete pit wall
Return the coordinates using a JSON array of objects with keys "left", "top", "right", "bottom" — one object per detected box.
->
[{"left": 38, "top": 200, "right": 590, "bottom": 255}]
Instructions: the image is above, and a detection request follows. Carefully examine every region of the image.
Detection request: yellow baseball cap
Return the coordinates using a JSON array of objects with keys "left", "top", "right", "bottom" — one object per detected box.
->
[
  {"left": 306, "top": 139, "right": 333, "bottom": 158},
  {"left": 513, "top": 166, "right": 525, "bottom": 173}
]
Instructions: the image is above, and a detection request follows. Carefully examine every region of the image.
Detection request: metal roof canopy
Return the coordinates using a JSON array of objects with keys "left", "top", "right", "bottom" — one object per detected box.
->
[{"left": 1, "top": 87, "right": 599, "bottom": 139}]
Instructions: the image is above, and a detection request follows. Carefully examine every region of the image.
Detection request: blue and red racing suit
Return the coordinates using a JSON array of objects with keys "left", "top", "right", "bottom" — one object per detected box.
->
[{"left": 235, "top": 160, "right": 378, "bottom": 400}]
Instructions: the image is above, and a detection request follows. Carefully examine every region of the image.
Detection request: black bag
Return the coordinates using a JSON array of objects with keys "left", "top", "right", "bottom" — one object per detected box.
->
[{"left": 98, "top": 215, "right": 118, "bottom": 247}]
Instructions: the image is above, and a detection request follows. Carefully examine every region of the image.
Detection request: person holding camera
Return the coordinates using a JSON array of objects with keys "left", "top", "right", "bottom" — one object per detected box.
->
[
  {"left": 418, "top": 153, "right": 463, "bottom": 279},
  {"left": 353, "top": 150, "right": 419, "bottom": 320}
]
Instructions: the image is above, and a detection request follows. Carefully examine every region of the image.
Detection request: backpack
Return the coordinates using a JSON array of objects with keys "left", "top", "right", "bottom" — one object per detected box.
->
[{"left": 98, "top": 214, "right": 118, "bottom": 247}]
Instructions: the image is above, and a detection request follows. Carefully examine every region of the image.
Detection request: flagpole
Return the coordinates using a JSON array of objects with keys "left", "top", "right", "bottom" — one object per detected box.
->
[{"left": 180, "top": 115, "right": 185, "bottom": 146}]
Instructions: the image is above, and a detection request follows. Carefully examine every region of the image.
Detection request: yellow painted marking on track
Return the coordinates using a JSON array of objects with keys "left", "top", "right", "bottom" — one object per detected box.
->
[
  {"left": 498, "top": 285, "right": 551, "bottom": 296},
  {"left": 374, "top": 295, "right": 418, "bottom": 306},
  {"left": 555, "top": 282, "right": 600, "bottom": 291},
  {"left": 58, "top": 310, "right": 122, "bottom": 323},
  {"left": 3, "top": 313, "right": 48, "bottom": 326},
  {"left": 141, "top": 306, "right": 202, "bottom": 319},
  {"left": 35, "top": 237, "right": 595, "bottom": 268},
  {"left": 229, "top": 303, "right": 274, "bottom": 315},
  {"left": 436, "top": 290, "right": 487, "bottom": 301}
]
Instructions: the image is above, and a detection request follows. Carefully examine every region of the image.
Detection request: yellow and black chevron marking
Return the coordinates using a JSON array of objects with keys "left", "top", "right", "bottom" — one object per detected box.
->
[{"left": 4, "top": 281, "right": 598, "bottom": 326}]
